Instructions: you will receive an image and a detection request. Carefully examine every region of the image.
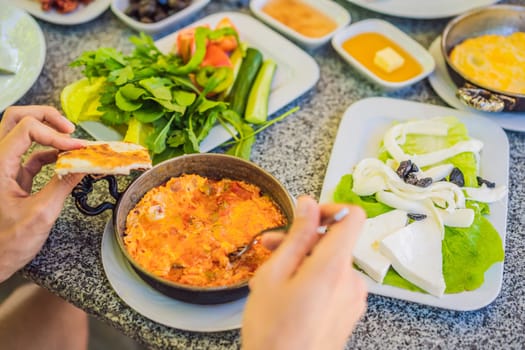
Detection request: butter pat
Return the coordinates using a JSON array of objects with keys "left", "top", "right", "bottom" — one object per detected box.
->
[{"left": 374, "top": 46, "right": 405, "bottom": 73}]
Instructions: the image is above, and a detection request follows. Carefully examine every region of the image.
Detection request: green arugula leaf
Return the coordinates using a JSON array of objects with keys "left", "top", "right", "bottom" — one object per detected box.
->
[
  {"left": 115, "top": 90, "right": 143, "bottom": 112},
  {"left": 139, "top": 77, "right": 173, "bottom": 100},
  {"left": 148, "top": 114, "right": 175, "bottom": 154},
  {"left": 132, "top": 101, "right": 164, "bottom": 123},
  {"left": 173, "top": 90, "right": 197, "bottom": 107},
  {"left": 120, "top": 83, "right": 145, "bottom": 100}
]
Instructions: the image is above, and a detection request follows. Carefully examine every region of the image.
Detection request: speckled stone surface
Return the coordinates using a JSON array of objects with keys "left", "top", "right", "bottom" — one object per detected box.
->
[{"left": 9, "top": 0, "right": 525, "bottom": 349}]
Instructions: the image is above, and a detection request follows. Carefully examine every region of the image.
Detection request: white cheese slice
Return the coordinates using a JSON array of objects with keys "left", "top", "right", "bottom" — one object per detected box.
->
[
  {"left": 464, "top": 184, "right": 507, "bottom": 203},
  {"left": 0, "top": 44, "right": 17, "bottom": 74},
  {"left": 353, "top": 210, "right": 408, "bottom": 283},
  {"left": 379, "top": 220, "right": 446, "bottom": 297},
  {"left": 420, "top": 164, "right": 454, "bottom": 182},
  {"left": 437, "top": 208, "right": 474, "bottom": 228}
]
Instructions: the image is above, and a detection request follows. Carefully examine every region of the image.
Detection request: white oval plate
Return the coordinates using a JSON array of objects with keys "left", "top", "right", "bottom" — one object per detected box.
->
[
  {"left": 15, "top": 0, "right": 110, "bottom": 25},
  {"left": 0, "top": 3, "right": 46, "bottom": 112},
  {"left": 101, "top": 219, "right": 246, "bottom": 332},
  {"left": 320, "top": 97, "right": 508, "bottom": 311},
  {"left": 78, "top": 12, "right": 320, "bottom": 152},
  {"left": 344, "top": 0, "right": 498, "bottom": 19},
  {"left": 427, "top": 36, "right": 525, "bottom": 133}
]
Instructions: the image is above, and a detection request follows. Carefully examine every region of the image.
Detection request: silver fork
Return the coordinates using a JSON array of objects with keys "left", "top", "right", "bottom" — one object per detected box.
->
[{"left": 227, "top": 207, "right": 350, "bottom": 262}]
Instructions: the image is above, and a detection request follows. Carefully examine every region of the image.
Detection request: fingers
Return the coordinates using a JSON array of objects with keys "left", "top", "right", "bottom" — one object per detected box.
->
[
  {"left": 17, "top": 149, "right": 60, "bottom": 192},
  {"left": 262, "top": 196, "right": 321, "bottom": 281},
  {"left": 0, "top": 118, "right": 84, "bottom": 177},
  {"left": 32, "top": 173, "right": 85, "bottom": 222},
  {"left": 260, "top": 232, "right": 285, "bottom": 251},
  {"left": 0, "top": 106, "right": 75, "bottom": 139},
  {"left": 311, "top": 204, "right": 366, "bottom": 263}
]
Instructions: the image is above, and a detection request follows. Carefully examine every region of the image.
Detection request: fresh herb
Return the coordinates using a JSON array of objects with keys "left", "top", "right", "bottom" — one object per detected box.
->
[{"left": 69, "top": 31, "right": 293, "bottom": 163}]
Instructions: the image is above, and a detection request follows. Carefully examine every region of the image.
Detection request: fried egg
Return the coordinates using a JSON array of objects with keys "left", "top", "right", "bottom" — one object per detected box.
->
[{"left": 450, "top": 32, "right": 525, "bottom": 95}]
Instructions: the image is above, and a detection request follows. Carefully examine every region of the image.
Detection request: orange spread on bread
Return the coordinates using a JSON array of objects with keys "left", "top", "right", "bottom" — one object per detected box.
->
[{"left": 57, "top": 143, "right": 151, "bottom": 169}]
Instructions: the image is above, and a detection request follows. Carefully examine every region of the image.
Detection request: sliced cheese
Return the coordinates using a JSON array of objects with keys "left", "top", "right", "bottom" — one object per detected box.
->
[
  {"left": 464, "top": 184, "right": 508, "bottom": 203},
  {"left": 437, "top": 208, "right": 474, "bottom": 228},
  {"left": 379, "top": 220, "right": 446, "bottom": 297},
  {"left": 353, "top": 210, "right": 408, "bottom": 283}
]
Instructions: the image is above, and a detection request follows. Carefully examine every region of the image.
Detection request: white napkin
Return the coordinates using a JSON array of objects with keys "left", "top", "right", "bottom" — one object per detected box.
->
[{"left": 0, "top": 44, "right": 18, "bottom": 75}]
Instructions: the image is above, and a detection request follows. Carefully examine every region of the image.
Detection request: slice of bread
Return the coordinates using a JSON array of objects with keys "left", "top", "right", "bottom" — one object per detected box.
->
[{"left": 55, "top": 141, "right": 152, "bottom": 177}]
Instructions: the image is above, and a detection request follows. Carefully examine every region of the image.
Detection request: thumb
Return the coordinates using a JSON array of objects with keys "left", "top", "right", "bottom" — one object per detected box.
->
[
  {"left": 33, "top": 173, "right": 85, "bottom": 216},
  {"left": 265, "top": 196, "right": 321, "bottom": 281}
]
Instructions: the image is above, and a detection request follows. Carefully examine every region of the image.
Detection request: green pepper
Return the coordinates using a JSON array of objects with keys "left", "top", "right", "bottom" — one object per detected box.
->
[
  {"left": 169, "top": 27, "right": 240, "bottom": 76},
  {"left": 196, "top": 66, "right": 234, "bottom": 94}
]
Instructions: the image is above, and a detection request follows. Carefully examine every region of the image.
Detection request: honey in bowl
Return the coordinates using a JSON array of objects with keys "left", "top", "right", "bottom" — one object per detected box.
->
[
  {"left": 449, "top": 32, "right": 525, "bottom": 95},
  {"left": 262, "top": 0, "right": 337, "bottom": 38},
  {"left": 342, "top": 32, "right": 423, "bottom": 83},
  {"left": 124, "top": 174, "right": 286, "bottom": 288}
]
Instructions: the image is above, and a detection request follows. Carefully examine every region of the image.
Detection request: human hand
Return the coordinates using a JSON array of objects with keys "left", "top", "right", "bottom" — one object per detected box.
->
[
  {"left": 241, "top": 196, "right": 368, "bottom": 350},
  {"left": 0, "top": 106, "right": 85, "bottom": 282}
]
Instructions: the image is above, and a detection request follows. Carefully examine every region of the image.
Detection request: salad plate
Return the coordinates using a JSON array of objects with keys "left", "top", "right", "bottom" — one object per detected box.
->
[
  {"left": 343, "top": 0, "right": 498, "bottom": 19},
  {"left": 101, "top": 219, "right": 245, "bottom": 332},
  {"left": 320, "top": 97, "right": 508, "bottom": 311},
  {"left": 15, "top": 0, "right": 111, "bottom": 25},
  {"left": 78, "top": 11, "right": 320, "bottom": 152},
  {"left": 0, "top": 3, "right": 46, "bottom": 112},
  {"left": 427, "top": 36, "right": 525, "bottom": 133}
]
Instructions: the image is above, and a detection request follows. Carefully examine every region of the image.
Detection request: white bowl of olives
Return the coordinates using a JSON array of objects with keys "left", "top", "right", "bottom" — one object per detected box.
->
[{"left": 111, "top": 0, "right": 211, "bottom": 34}]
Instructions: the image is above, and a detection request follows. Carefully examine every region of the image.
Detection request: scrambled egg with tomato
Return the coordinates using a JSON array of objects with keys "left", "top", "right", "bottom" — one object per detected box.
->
[
  {"left": 450, "top": 32, "right": 525, "bottom": 95},
  {"left": 124, "top": 174, "right": 286, "bottom": 287}
]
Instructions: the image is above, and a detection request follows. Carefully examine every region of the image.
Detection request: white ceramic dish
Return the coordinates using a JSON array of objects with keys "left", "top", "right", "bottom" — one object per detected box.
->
[
  {"left": 101, "top": 219, "right": 245, "bottom": 332},
  {"left": 111, "top": 0, "right": 210, "bottom": 34},
  {"left": 331, "top": 19, "right": 435, "bottom": 91},
  {"left": 78, "top": 11, "right": 320, "bottom": 152},
  {"left": 427, "top": 36, "right": 525, "bottom": 133},
  {"left": 344, "top": 0, "right": 498, "bottom": 19},
  {"left": 319, "top": 97, "right": 508, "bottom": 311},
  {"left": 249, "top": 0, "right": 350, "bottom": 50},
  {"left": 0, "top": 3, "right": 46, "bottom": 112},
  {"left": 14, "top": 0, "right": 110, "bottom": 25}
]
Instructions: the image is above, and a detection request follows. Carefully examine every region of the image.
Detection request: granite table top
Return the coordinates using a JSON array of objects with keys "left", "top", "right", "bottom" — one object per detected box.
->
[{"left": 10, "top": 0, "right": 525, "bottom": 348}]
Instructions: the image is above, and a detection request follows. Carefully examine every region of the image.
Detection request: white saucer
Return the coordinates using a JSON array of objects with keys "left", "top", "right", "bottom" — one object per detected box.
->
[
  {"left": 101, "top": 219, "right": 245, "bottom": 332},
  {"left": 427, "top": 36, "right": 525, "bottom": 133}
]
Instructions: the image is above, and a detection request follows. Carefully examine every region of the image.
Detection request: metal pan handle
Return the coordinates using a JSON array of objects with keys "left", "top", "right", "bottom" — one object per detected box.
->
[
  {"left": 457, "top": 83, "right": 517, "bottom": 112},
  {"left": 72, "top": 175, "right": 122, "bottom": 216}
]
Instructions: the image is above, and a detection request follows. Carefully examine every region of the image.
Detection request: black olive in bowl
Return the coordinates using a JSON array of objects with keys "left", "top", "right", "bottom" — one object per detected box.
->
[{"left": 111, "top": 0, "right": 210, "bottom": 34}]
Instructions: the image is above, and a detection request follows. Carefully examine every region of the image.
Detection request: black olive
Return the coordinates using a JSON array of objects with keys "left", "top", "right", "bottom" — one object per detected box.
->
[
  {"left": 396, "top": 160, "right": 413, "bottom": 179},
  {"left": 154, "top": 8, "right": 168, "bottom": 22},
  {"left": 449, "top": 167, "right": 465, "bottom": 187},
  {"left": 416, "top": 177, "right": 433, "bottom": 188},
  {"left": 405, "top": 173, "right": 419, "bottom": 185},
  {"left": 140, "top": 16, "right": 154, "bottom": 23},
  {"left": 408, "top": 213, "right": 427, "bottom": 221},
  {"left": 477, "top": 176, "right": 496, "bottom": 188},
  {"left": 138, "top": 0, "right": 157, "bottom": 17}
]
